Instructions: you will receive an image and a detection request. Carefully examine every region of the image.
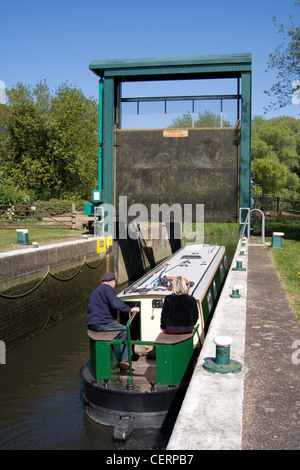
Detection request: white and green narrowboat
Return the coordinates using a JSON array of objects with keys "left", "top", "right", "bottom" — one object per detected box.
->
[{"left": 82, "top": 244, "right": 227, "bottom": 439}]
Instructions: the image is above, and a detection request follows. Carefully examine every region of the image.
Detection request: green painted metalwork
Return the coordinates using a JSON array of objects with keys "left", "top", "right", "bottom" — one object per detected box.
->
[
  {"left": 269, "top": 232, "right": 284, "bottom": 249},
  {"left": 155, "top": 334, "right": 194, "bottom": 386},
  {"left": 240, "top": 71, "right": 252, "bottom": 213},
  {"left": 89, "top": 338, "right": 119, "bottom": 381},
  {"left": 84, "top": 201, "right": 99, "bottom": 216},
  {"left": 90, "top": 54, "right": 252, "bottom": 79},
  {"left": 203, "top": 338, "right": 243, "bottom": 375},
  {"left": 89, "top": 54, "right": 252, "bottom": 231},
  {"left": 232, "top": 259, "right": 246, "bottom": 271},
  {"left": 125, "top": 310, "right": 139, "bottom": 386},
  {"left": 98, "top": 80, "right": 103, "bottom": 194},
  {"left": 230, "top": 287, "right": 242, "bottom": 298},
  {"left": 102, "top": 77, "right": 115, "bottom": 208},
  {"left": 90, "top": 337, "right": 154, "bottom": 382}
]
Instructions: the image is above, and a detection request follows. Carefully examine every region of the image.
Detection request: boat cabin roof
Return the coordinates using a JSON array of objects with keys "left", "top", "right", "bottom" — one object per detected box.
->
[{"left": 118, "top": 244, "right": 225, "bottom": 302}]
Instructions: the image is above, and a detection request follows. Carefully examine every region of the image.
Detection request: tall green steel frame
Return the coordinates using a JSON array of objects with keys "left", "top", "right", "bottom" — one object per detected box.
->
[{"left": 87, "top": 54, "right": 252, "bottom": 223}]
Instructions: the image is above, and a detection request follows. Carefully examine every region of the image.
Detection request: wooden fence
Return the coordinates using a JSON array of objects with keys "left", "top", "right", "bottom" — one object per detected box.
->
[
  {"left": 1, "top": 197, "right": 298, "bottom": 230},
  {"left": 0, "top": 202, "right": 76, "bottom": 229},
  {"left": 253, "top": 195, "right": 300, "bottom": 214}
]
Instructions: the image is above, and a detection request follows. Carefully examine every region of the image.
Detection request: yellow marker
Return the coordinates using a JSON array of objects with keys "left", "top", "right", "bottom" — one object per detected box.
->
[
  {"left": 106, "top": 236, "right": 113, "bottom": 247},
  {"left": 97, "top": 238, "right": 106, "bottom": 253}
]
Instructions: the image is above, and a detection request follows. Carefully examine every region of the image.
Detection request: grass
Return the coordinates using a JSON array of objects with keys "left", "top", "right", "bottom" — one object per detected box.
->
[
  {"left": 263, "top": 215, "right": 300, "bottom": 321},
  {"left": 269, "top": 239, "right": 300, "bottom": 321},
  {"left": 0, "top": 226, "right": 84, "bottom": 251},
  {"left": 204, "top": 223, "right": 239, "bottom": 235},
  {"left": 1, "top": 222, "right": 240, "bottom": 251}
]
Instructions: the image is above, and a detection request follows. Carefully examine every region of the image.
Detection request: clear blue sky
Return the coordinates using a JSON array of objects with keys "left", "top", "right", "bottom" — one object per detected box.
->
[{"left": 1, "top": 0, "right": 299, "bottom": 121}]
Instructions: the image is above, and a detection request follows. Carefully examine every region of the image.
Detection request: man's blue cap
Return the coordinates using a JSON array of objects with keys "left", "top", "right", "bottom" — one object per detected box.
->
[{"left": 102, "top": 272, "right": 115, "bottom": 282}]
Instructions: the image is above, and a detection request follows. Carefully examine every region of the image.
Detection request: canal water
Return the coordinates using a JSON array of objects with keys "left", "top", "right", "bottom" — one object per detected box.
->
[
  {"left": 0, "top": 309, "right": 169, "bottom": 450},
  {"left": 0, "top": 237, "right": 238, "bottom": 450}
]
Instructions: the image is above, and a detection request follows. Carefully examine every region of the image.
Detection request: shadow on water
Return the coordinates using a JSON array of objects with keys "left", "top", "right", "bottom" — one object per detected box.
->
[
  {"left": 0, "top": 310, "right": 170, "bottom": 450},
  {"left": 0, "top": 236, "right": 238, "bottom": 450}
]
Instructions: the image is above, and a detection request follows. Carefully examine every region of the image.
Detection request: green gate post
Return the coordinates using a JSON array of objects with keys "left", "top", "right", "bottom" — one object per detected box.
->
[
  {"left": 102, "top": 77, "right": 115, "bottom": 236},
  {"left": 103, "top": 77, "right": 115, "bottom": 209},
  {"left": 240, "top": 71, "right": 252, "bottom": 216},
  {"left": 98, "top": 80, "right": 103, "bottom": 196}
]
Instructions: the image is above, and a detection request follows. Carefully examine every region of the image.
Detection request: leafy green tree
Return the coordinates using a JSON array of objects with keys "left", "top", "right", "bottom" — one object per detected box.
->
[
  {"left": 0, "top": 82, "right": 46, "bottom": 196},
  {"left": 265, "top": 1, "right": 300, "bottom": 111},
  {"left": 251, "top": 115, "right": 300, "bottom": 197},
  {"left": 48, "top": 83, "right": 99, "bottom": 199},
  {"left": 170, "top": 112, "right": 193, "bottom": 128},
  {"left": 0, "top": 81, "right": 98, "bottom": 201},
  {"left": 169, "top": 110, "right": 231, "bottom": 128},
  {"left": 252, "top": 157, "right": 287, "bottom": 194}
]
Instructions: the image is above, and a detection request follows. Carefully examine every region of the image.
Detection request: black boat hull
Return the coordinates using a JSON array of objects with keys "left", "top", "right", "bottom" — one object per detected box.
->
[{"left": 82, "top": 363, "right": 188, "bottom": 430}]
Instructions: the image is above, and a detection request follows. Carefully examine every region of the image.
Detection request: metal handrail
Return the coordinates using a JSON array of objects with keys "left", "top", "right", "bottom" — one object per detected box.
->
[
  {"left": 126, "top": 310, "right": 139, "bottom": 386},
  {"left": 125, "top": 315, "right": 200, "bottom": 387},
  {"left": 239, "top": 207, "right": 265, "bottom": 244},
  {"left": 193, "top": 323, "right": 200, "bottom": 344}
]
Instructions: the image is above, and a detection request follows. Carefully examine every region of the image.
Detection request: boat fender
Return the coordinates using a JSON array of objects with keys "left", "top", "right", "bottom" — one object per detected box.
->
[{"left": 113, "top": 416, "right": 134, "bottom": 441}]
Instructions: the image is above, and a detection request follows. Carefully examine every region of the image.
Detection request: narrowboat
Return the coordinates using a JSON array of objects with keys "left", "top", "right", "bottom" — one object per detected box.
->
[{"left": 82, "top": 244, "right": 227, "bottom": 439}]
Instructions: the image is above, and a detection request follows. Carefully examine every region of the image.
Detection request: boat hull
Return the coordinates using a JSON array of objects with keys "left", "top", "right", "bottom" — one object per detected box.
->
[{"left": 82, "top": 362, "right": 189, "bottom": 429}]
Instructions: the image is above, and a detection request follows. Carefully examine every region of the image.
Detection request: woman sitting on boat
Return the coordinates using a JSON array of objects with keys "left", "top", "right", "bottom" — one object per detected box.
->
[{"left": 160, "top": 276, "right": 199, "bottom": 334}]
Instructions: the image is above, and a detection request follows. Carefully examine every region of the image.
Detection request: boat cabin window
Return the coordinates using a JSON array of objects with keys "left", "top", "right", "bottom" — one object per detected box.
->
[
  {"left": 181, "top": 254, "right": 202, "bottom": 259},
  {"left": 207, "top": 291, "right": 213, "bottom": 311},
  {"left": 213, "top": 279, "right": 217, "bottom": 298},
  {"left": 220, "top": 263, "right": 224, "bottom": 280}
]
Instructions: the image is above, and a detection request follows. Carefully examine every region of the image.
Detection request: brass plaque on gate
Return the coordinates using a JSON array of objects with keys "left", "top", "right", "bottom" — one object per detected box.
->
[{"left": 163, "top": 129, "right": 189, "bottom": 138}]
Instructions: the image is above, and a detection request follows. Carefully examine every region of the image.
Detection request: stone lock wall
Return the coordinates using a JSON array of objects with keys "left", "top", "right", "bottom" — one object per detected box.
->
[{"left": 0, "top": 239, "right": 108, "bottom": 348}]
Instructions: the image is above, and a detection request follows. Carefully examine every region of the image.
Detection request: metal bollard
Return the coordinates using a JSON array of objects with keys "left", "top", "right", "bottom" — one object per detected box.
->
[
  {"left": 203, "top": 336, "right": 242, "bottom": 374},
  {"left": 232, "top": 258, "right": 246, "bottom": 271}
]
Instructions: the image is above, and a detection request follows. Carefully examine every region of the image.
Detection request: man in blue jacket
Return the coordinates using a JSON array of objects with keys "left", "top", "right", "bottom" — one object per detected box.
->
[{"left": 86, "top": 272, "right": 139, "bottom": 369}]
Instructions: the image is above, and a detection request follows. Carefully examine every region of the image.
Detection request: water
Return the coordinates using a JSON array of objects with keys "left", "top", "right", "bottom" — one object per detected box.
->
[
  {"left": 0, "top": 237, "right": 238, "bottom": 450},
  {"left": 0, "top": 310, "right": 170, "bottom": 450}
]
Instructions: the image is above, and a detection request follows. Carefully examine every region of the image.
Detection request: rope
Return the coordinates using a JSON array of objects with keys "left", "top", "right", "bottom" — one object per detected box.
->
[
  {"left": 0, "top": 252, "right": 107, "bottom": 299},
  {"left": 49, "top": 260, "right": 85, "bottom": 282},
  {"left": 0, "top": 270, "right": 50, "bottom": 299}
]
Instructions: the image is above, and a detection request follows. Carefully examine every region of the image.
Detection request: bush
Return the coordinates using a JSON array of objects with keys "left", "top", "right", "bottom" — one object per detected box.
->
[{"left": 0, "top": 186, "right": 32, "bottom": 206}]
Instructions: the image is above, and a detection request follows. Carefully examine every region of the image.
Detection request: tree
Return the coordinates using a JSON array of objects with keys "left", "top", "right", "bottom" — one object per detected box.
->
[
  {"left": 251, "top": 116, "right": 300, "bottom": 197},
  {"left": 265, "top": 1, "right": 300, "bottom": 111},
  {"left": 0, "top": 82, "right": 53, "bottom": 197},
  {"left": 0, "top": 81, "right": 98, "bottom": 200},
  {"left": 169, "top": 110, "right": 232, "bottom": 128},
  {"left": 252, "top": 157, "right": 287, "bottom": 194},
  {"left": 48, "top": 83, "right": 99, "bottom": 199}
]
